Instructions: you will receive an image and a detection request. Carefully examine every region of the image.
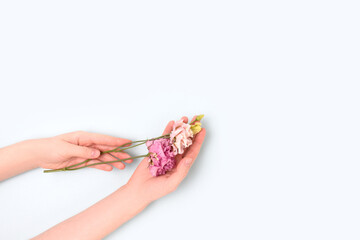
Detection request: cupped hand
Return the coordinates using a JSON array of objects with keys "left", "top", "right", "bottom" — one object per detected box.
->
[
  {"left": 34, "top": 131, "right": 133, "bottom": 171},
  {"left": 126, "top": 116, "right": 206, "bottom": 202}
]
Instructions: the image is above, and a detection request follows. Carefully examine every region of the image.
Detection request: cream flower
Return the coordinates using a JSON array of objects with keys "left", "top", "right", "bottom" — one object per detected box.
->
[{"left": 170, "top": 119, "right": 193, "bottom": 155}]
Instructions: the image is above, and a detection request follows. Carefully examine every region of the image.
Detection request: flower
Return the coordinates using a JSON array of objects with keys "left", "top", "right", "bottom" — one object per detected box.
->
[
  {"left": 146, "top": 138, "right": 176, "bottom": 176},
  {"left": 43, "top": 114, "right": 204, "bottom": 174},
  {"left": 190, "top": 121, "right": 202, "bottom": 135},
  {"left": 170, "top": 119, "right": 193, "bottom": 155}
]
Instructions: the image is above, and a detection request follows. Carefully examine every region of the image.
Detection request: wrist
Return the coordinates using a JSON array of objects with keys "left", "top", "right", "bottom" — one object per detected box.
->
[
  {"left": 0, "top": 139, "right": 40, "bottom": 180},
  {"left": 121, "top": 183, "right": 153, "bottom": 206},
  {"left": 17, "top": 139, "right": 47, "bottom": 168}
]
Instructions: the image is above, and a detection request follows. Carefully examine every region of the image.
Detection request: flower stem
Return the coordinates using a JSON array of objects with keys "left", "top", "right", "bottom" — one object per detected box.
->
[
  {"left": 43, "top": 134, "right": 170, "bottom": 173},
  {"left": 66, "top": 154, "right": 149, "bottom": 171},
  {"left": 102, "top": 134, "right": 170, "bottom": 153},
  {"left": 43, "top": 154, "right": 149, "bottom": 173},
  {"left": 102, "top": 141, "right": 146, "bottom": 153}
]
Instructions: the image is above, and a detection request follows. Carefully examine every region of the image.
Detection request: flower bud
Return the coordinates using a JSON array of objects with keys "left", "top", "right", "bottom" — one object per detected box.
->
[
  {"left": 190, "top": 122, "right": 202, "bottom": 135},
  {"left": 196, "top": 114, "right": 204, "bottom": 121}
]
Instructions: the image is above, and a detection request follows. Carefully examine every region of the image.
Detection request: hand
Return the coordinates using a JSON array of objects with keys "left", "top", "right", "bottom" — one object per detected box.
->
[
  {"left": 33, "top": 131, "right": 133, "bottom": 171},
  {"left": 32, "top": 119, "right": 205, "bottom": 239},
  {"left": 126, "top": 116, "right": 206, "bottom": 202}
]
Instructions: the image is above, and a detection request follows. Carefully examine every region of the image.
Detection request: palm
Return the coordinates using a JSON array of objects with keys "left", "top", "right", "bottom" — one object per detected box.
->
[
  {"left": 39, "top": 131, "right": 132, "bottom": 171},
  {"left": 128, "top": 116, "right": 206, "bottom": 201}
]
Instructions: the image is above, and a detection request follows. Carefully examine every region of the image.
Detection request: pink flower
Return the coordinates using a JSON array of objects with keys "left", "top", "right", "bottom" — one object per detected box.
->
[
  {"left": 170, "top": 119, "right": 193, "bottom": 155},
  {"left": 146, "top": 138, "right": 176, "bottom": 177}
]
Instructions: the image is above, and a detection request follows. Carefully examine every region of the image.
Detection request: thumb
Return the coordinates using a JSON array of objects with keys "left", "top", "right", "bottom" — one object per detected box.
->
[
  {"left": 68, "top": 144, "right": 101, "bottom": 159},
  {"left": 170, "top": 157, "right": 193, "bottom": 187}
]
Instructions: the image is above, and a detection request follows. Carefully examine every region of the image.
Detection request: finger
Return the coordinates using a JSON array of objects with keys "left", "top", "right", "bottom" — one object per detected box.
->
[
  {"left": 98, "top": 153, "right": 129, "bottom": 169},
  {"left": 170, "top": 128, "right": 206, "bottom": 185},
  {"left": 190, "top": 115, "right": 197, "bottom": 123},
  {"left": 182, "top": 116, "right": 188, "bottom": 124},
  {"left": 99, "top": 151, "right": 132, "bottom": 161},
  {"left": 138, "top": 157, "right": 150, "bottom": 169},
  {"left": 90, "top": 144, "right": 131, "bottom": 152},
  {"left": 162, "top": 120, "right": 175, "bottom": 135},
  {"left": 184, "top": 128, "right": 206, "bottom": 160},
  {"left": 86, "top": 159, "right": 113, "bottom": 171},
  {"left": 90, "top": 164, "right": 113, "bottom": 171},
  {"left": 67, "top": 158, "right": 113, "bottom": 171},
  {"left": 175, "top": 154, "right": 183, "bottom": 164},
  {"left": 75, "top": 131, "right": 132, "bottom": 147},
  {"left": 112, "top": 161, "right": 125, "bottom": 169},
  {"left": 165, "top": 116, "right": 188, "bottom": 135},
  {"left": 110, "top": 151, "right": 133, "bottom": 163},
  {"left": 131, "top": 157, "right": 151, "bottom": 177},
  {"left": 111, "top": 152, "right": 132, "bottom": 164},
  {"left": 67, "top": 144, "right": 101, "bottom": 159}
]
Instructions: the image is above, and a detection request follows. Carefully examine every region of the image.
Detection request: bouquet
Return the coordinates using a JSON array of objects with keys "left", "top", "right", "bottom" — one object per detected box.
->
[{"left": 44, "top": 115, "right": 204, "bottom": 176}]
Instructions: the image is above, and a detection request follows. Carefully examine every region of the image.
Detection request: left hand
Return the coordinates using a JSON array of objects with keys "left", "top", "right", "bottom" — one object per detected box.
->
[{"left": 32, "top": 131, "right": 133, "bottom": 171}]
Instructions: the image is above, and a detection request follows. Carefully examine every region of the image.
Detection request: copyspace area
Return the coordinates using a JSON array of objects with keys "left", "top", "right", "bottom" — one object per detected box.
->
[{"left": 0, "top": 1, "right": 359, "bottom": 239}]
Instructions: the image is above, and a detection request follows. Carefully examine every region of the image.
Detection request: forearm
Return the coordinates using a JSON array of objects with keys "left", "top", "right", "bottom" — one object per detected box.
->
[
  {"left": 0, "top": 140, "right": 40, "bottom": 181},
  {"left": 33, "top": 184, "right": 151, "bottom": 240}
]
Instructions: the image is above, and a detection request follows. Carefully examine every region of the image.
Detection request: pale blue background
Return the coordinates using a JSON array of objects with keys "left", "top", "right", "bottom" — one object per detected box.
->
[{"left": 0, "top": 1, "right": 359, "bottom": 239}]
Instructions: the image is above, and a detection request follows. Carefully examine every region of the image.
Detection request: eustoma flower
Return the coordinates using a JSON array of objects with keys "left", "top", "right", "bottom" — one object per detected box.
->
[
  {"left": 170, "top": 119, "right": 193, "bottom": 155},
  {"left": 43, "top": 115, "right": 204, "bottom": 175},
  {"left": 147, "top": 114, "right": 204, "bottom": 176},
  {"left": 146, "top": 138, "right": 175, "bottom": 176}
]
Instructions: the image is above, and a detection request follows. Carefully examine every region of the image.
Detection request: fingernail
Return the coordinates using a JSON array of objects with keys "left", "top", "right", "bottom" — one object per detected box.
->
[
  {"left": 91, "top": 150, "right": 100, "bottom": 157},
  {"left": 185, "top": 158, "right": 192, "bottom": 167}
]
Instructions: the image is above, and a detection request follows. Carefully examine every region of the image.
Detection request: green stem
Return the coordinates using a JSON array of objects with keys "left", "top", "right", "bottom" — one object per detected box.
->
[
  {"left": 57, "top": 139, "right": 150, "bottom": 171},
  {"left": 102, "top": 141, "right": 146, "bottom": 153},
  {"left": 67, "top": 154, "right": 149, "bottom": 171},
  {"left": 108, "top": 152, "right": 120, "bottom": 161},
  {"left": 43, "top": 134, "right": 170, "bottom": 173},
  {"left": 190, "top": 119, "right": 198, "bottom": 125},
  {"left": 63, "top": 158, "right": 91, "bottom": 170},
  {"left": 103, "top": 140, "right": 138, "bottom": 153},
  {"left": 43, "top": 154, "right": 149, "bottom": 173},
  {"left": 103, "top": 134, "right": 170, "bottom": 153}
]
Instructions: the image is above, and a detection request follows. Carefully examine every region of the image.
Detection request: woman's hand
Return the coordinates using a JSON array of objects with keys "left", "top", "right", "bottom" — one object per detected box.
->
[
  {"left": 126, "top": 116, "right": 206, "bottom": 203},
  {"left": 33, "top": 117, "right": 206, "bottom": 239},
  {"left": 35, "top": 131, "right": 133, "bottom": 171},
  {"left": 0, "top": 131, "right": 133, "bottom": 181}
]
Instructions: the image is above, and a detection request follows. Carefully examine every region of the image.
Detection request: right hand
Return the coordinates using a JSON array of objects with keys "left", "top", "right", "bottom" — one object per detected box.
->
[{"left": 126, "top": 116, "right": 206, "bottom": 203}]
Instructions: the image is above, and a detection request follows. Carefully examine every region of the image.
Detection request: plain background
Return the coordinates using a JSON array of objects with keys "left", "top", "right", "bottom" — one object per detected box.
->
[{"left": 0, "top": 1, "right": 359, "bottom": 239}]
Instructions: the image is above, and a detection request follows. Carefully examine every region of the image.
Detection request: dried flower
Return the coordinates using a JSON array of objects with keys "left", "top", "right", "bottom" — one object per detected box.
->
[
  {"left": 170, "top": 119, "right": 193, "bottom": 155},
  {"left": 43, "top": 114, "right": 204, "bottom": 175},
  {"left": 146, "top": 138, "right": 176, "bottom": 176}
]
